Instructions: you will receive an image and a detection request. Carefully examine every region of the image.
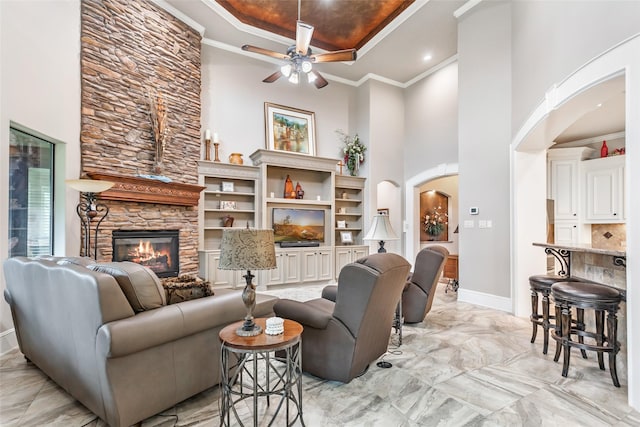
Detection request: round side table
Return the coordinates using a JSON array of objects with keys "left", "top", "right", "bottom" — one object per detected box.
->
[{"left": 219, "top": 318, "right": 304, "bottom": 427}]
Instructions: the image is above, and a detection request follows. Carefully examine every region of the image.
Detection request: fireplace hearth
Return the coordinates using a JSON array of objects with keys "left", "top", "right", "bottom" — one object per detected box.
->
[{"left": 112, "top": 230, "right": 179, "bottom": 277}]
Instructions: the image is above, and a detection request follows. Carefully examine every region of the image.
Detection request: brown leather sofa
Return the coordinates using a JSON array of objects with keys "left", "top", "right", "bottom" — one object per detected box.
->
[
  {"left": 402, "top": 246, "right": 449, "bottom": 323},
  {"left": 3, "top": 257, "right": 277, "bottom": 427},
  {"left": 273, "top": 253, "right": 410, "bottom": 383}
]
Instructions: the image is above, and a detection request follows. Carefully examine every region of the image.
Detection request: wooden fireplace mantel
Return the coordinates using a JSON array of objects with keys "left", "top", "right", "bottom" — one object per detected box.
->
[{"left": 87, "top": 172, "right": 205, "bottom": 207}]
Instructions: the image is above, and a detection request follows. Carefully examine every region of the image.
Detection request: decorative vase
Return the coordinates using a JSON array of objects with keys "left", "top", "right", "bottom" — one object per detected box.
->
[
  {"left": 229, "top": 153, "right": 243, "bottom": 165},
  {"left": 284, "top": 175, "right": 295, "bottom": 199},
  {"left": 600, "top": 141, "right": 608, "bottom": 158}
]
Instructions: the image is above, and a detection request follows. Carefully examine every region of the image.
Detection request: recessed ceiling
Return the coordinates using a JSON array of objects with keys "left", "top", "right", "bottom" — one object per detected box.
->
[
  {"left": 165, "top": 0, "right": 464, "bottom": 84},
  {"left": 215, "top": 0, "right": 414, "bottom": 51}
]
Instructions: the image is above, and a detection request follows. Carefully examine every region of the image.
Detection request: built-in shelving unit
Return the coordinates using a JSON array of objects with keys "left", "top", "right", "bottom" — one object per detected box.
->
[
  {"left": 197, "top": 150, "right": 369, "bottom": 288},
  {"left": 197, "top": 161, "right": 259, "bottom": 288}
]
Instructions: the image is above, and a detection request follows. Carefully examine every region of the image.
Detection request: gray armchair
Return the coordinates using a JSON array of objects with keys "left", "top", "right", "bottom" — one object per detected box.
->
[
  {"left": 402, "top": 246, "right": 449, "bottom": 323},
  {"left": 273, "top": 253, "right": 410, "bottom": 383}
]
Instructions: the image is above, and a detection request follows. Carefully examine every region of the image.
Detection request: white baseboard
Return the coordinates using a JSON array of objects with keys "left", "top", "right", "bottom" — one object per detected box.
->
[
  {"left": 0, "top": 328, "right": 18, "bottom": 355},
  {"left": 457, "top": 288, "right": 513, "bottom": 313}
]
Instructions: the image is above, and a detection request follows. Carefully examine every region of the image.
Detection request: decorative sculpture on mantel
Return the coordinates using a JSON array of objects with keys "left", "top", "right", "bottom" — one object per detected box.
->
[{"left": 147, "top": 90, "right": 170, "bottom": 174}]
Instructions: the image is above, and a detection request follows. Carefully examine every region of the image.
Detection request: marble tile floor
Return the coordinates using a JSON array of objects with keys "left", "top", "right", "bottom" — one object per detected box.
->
[{"left": 1, "top": 282, "right": 639, "bottom": 427}]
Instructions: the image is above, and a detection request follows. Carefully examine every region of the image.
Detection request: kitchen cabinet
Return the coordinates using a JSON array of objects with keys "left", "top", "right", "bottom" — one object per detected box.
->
[
  {"left": 547, "top": 147, "right": 594, "bottom": 245},
  {"left": 583, "top": 156, "right": 625, "bottom": 223}
]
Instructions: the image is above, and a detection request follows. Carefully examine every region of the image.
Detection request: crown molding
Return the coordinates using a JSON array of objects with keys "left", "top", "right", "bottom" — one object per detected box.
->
[
  {"left": 150, "top": 0, "right": 205, "bottom": 36},
  {"left": 553, "top": 131, "right": 626, "bottom": 148},
  {"left": 454, "top": 0, "right": 484, "bottom": 19}
]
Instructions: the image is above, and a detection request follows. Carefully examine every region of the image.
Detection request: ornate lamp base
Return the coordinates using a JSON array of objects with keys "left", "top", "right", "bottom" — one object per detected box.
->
[
  {"left": 236, "top": 322, "right": 263, "bottom": 337},
  {"left": 236, "top": 270, "right": 262, "bottom": 336}
]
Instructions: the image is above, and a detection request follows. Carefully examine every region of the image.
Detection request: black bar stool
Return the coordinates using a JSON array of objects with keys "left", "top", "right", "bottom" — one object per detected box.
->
[
  {"left": 529, "top": 274, "right": 582, "bottom": 354},
  {"left": 550, "top": 281, "right": 623, "bottom": 387}
]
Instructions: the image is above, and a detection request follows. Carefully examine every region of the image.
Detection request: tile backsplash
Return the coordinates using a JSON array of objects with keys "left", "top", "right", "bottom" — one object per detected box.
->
[{"left": 591, "top": 223, "right": 626, "bottom": 250}]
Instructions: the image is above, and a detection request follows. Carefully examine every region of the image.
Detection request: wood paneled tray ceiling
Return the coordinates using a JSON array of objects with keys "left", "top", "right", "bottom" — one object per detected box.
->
[{"left": 215, "top": 0, "right": 414, "bottom": 51}]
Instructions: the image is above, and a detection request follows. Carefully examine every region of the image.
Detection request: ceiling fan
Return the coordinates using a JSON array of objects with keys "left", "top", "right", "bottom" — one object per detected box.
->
[{"left": 241, "top": 2, "right": 357, "bottom": 89}]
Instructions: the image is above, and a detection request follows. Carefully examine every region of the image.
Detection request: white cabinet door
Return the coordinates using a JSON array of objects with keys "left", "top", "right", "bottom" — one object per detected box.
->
[
  {"left": 334, "top": 246, "right": 369, "bottom": 279},
  {"left": 265, "top": 252, "right": 286, "bottom": 286},
  {"left": 554, "top": 222, "right": 579, "bottom": 245},
  {"left": 282, "top": 251, "right": 301, "bottom": 283},
  {"left": 550, "top": 159, "right": 579, "bottom": 220},
  {"left": 352, "top": 246, "right": 369, "bottom": 261},
  {"left": 584, "top": 157, "right": 624, "bottom": 223},
  {"left": 301, "top": 249, "right": 318, "bottom": 282},
  {"left": 199, "top": 250, "right": 239, "bottom": 288}
]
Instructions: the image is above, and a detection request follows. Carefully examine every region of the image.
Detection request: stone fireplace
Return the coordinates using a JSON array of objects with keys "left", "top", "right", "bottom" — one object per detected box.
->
[
  {"left": 79, "top": 0, "right": 202, "bottom": 276},
  {"left": 112, "top": 230, "right": 179, "bottom": 278}
]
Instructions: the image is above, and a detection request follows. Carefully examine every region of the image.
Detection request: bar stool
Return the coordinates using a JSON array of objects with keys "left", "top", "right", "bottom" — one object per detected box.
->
[
  {"left": 550, "top": 281, "right": 623, "bottom": 387},
  {"left": 529, "top": 274, "right": 582, "bottom": 354}
]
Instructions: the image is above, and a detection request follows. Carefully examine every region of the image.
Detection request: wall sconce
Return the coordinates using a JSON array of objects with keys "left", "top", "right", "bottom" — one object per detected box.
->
[{"left": 66, "top": 179, "right": 114, "bottom": 259}]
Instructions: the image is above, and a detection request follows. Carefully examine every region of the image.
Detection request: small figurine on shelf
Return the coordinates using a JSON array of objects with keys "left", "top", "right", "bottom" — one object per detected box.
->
[
  {"left": 284, "top": 175, "right": 295, "bottom": 199},
  {"left": 600, "top": 140, "right": 609, "bottom": 158},
  {"left": 295, "top": 182, "right": 304, "bottom": 199},
  {"left": 222, "top": 215, "right": 234, "bottom": 227}
]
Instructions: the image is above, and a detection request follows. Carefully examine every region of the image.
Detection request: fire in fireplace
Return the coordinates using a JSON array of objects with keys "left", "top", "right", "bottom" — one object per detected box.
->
[{"left": 112, "top": 230, "right": 179, "bottom": 277}]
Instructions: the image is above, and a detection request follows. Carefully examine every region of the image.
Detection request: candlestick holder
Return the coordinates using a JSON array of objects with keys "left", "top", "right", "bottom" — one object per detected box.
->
[
  {"left": 213, "top": 142, "right": 221, "bottom": 162},
  {"left": 204, "top": 138, "right": 211, "bottom": 161}
]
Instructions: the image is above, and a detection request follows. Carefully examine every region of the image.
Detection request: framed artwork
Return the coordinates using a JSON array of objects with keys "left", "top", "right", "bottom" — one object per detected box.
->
[
  {"left": 420, "top": 190, "right": 449, "bottom": 242},
  {"left": 340, "top": 231, "right": 353, "bottom": 244},
  {"left": 265, "top": 102, "right": 316, "bottom": 155},
  {"left": 220, "top": 201, "right": 237, "bottom": 210},
  {"left": 377, "top": 208, "right": 389, "bottom": 216},
  {"left": 336, "top": 220, "right": 347, "bottom": 229},
  {"left": 221, "top": 181, "right": 234, "bottom": 192}
]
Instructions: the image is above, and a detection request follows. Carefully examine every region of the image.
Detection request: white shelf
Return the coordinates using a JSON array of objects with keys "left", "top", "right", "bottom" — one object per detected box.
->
[{"left": 266, "top": 197, "right": 332, "bottom": 207}]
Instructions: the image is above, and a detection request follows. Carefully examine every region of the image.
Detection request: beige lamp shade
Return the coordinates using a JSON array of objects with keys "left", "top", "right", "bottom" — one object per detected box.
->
[
  {"left": 364, "top": 215, "right": 399, "bottom": 241},
  {"left": 218, "top": 228, "right": 277, "bottom": 270},
  {"left": 66, "top": 179, "right": 115, "bottom": 193}
]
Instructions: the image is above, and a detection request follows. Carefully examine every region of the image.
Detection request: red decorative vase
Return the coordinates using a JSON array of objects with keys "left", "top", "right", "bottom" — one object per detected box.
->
[{"left": 600, "top": 140, "right": 608, "bottom": 158}]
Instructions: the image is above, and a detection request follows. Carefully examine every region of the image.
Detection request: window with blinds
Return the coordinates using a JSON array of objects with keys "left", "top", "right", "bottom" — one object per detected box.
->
[{"left": 8, "top": 128, "right": 54, "bottom": 257}]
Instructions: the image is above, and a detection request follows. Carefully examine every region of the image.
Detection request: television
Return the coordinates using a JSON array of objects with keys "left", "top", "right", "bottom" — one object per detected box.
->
[{"left": 272, "top": 208, "right": 325, "bottom": 244}]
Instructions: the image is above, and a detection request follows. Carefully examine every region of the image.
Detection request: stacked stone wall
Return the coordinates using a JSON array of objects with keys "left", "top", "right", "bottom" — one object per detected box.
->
[{"left": 80, "top": 0, "right": 201, "bottom": 272}]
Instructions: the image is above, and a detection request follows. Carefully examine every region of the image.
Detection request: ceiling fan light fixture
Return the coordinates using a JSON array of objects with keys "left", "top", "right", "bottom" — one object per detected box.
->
[
  {"left": 280, "top": 63, "right": 292, "bottom": 77},
  {"left": 307, "top": 71, "right": 317, "bottom": 83},
  {"left": 288, "top": 71, "right": 299, "bottom": 84},
  {"left": 301, "top": 60, "right": 313, "bottom": 73}
]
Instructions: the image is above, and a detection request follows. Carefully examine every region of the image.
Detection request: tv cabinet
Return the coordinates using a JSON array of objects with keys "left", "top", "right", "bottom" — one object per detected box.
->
[{"left": 198, "top": 150, "right": 369, "bottom": 288}]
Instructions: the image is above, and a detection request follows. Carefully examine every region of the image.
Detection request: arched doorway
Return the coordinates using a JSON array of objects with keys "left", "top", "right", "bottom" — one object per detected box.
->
[
  {"left": 404, "top": 163, "right": 458, "bottom": 264},
  {"left": 511, "top": 35, "right": 639, "bottom": 409}
]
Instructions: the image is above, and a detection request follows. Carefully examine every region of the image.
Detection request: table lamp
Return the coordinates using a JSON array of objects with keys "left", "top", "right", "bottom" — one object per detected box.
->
[
  {"left": 66, "top": 178, "right": 115, "bottom": 259},
  {"left": 364, "top": 214, "right": 399, "bottom": 253},
  {"left": 218, "top": 228, "right": 277, "bottom": 336}
]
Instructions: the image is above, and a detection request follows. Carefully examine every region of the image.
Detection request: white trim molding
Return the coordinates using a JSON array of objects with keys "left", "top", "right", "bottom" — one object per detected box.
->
[
  {"left": 457, "top": 288, "right": 512, "bottom": 313},
  {"left": 0, "top": 328, "right": 17, "bottom": 356}
]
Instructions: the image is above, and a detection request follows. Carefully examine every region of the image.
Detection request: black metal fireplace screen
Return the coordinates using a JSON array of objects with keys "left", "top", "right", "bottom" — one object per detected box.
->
[{"left": 112, "top": 230, "right": 179, "bottom": 278}]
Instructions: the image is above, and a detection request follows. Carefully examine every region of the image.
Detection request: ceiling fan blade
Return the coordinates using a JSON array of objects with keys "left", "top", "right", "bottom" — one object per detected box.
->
[
  {"left": 296, "top": 21, "right": 314, "bottom": 55},
  {"left": 242, "top": 44, "right": 289, "bottom": 61},
  {"left": 263, "top": 70, "right": 283, "bottom": 83},
  {"left": 310, "top": 71, "right": 329, "bottom": 89},
  {"left": 310, "top": 49, "right": 357, "bottom": 63}
]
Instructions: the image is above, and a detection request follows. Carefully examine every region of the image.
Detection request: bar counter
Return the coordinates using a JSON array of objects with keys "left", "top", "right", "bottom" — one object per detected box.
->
[{"left": 532, "top": 241, "right": 628, "bottom": 383}]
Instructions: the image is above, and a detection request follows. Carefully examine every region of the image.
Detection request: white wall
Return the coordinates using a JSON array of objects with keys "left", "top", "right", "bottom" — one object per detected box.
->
[
  {"left": 511, "top": 0, "right": 640, "bottom": 135},
  {"left": 367, "top": 80, "right": 405, "bottom": 254},
  {"left": 201, "top": 46, "right": 358, "bottom": 162},
  {"left": 404, "top": 62, "right": 458, "bottom": 180},
  {"left": 0, "top": 0, "right": 81, "bottom": 353},
  {"left": 457, "top": 2, "right": 512, "bottom": 304}
]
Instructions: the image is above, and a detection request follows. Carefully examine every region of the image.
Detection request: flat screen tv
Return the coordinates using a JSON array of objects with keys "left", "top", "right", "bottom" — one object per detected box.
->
[{"left": 272, "top": 208, "right": 325, "bottom": 243}]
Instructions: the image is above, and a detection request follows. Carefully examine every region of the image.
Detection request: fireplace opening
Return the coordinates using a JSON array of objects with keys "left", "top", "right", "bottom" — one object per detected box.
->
[{"left": 112, "top": 230, "right": 179, "bottom": 278}]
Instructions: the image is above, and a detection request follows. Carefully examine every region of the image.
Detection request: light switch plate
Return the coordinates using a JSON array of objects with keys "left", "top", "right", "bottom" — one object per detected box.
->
[{"left": 464, "top": 220, "right": 474, "bottom": 228}]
